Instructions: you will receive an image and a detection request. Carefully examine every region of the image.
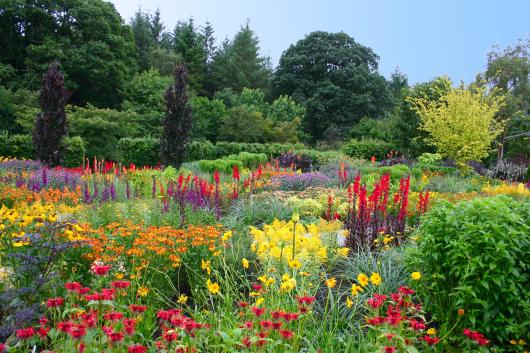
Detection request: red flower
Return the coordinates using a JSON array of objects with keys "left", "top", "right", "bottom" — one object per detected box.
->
[
  {"left": 111, "top": 281, "right": 131, "bottom": 289},
  {"left": 163, "top": 330, "right": 178, "bottom": 342},
  {"left": 238, "top": 301, "right": 249, "bottom": 308},
  {"left": 68, "top": 325, "right": 87, "bottom": 340},
  {"left": 123, "top": 318, "right": 136, "bottom": 335},
  {"left": 91, "top": 264, "right": 111, "bottom": 276},
  {"left": 279, "top": 329, "right": 294, "bottom": 340},
  {"left": 252, "top": 283, "right": 263, "bottom": 291},
  {"left": 409, "top": 319, "right": 426, "bottom": 331},
  {"left": 297, "top": 296, "right": 316, "bottom": 305},
  {"left": 128, "top": 344, "right": 147, "bottom": 353},
  {"left": 422, "top": 335, "right": 440, "bottom": 345},
  {"left": 46, "top": 297, "right": 64, "bottom": 308},
  {"left": 65, "top": 282, "right": 83, "bottom": 292},
  {"left": 104, "top": 311, "right": 124, "bottom": 321},
  {"left": 367, "top": 316, "right": 385, "bottom": 326},
  {"left": 129, "top": 304, "right": 147, "bottom": 313},
  {"left": 271, "top": 310, "right": 283, "bottom": 319},
  {"left": 0, "top": 343, "right": 6, "bottom": 352},
  {"left": 398, "top": 286, "right": 415, "bottom": 295},
  {"left": 36, "top": 326, "right": 50, "bottom": 338},
  {"left": 15, "top": 327, "right": 34, "bottom": 340},
  {"left": 367, "top": 294, "right": 387, "bottom": 309},
  {"left": 57, "top": 321, "right": 74, "bottom": 333},
  {"left": 108, "top": 331, "right": 125, "bottom": 343},
  {"left": 251, "top": 306, "right": 266, "bottom": 317},
  {"left": 384, "top": 346, "right": 396, "bottom": 353},
  {"left": 272, "top": 321, "right": 283, "bottom": 330},
  {"left": 259, "top": 320, "right": 273, "bottom": 330},
  {"left": 232, "top": 165, "right": 240, "bottom": 181}
]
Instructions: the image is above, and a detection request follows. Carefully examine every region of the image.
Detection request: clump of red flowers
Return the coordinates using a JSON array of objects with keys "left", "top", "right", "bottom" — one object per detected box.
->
[
  {"left": 463, "top": 328, "right": 489, "bottom": 346},
  {"left": 365, "top": 287, "right": 441, "bottom": 350}
]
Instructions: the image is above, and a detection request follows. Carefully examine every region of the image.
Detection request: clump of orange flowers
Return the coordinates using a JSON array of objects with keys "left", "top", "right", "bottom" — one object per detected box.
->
[
  {"left": 0, "top": 185, "right": 81, "bottom": 207},
  {"left": 83, "top": 222, "right": 223, "bottom": 274}
]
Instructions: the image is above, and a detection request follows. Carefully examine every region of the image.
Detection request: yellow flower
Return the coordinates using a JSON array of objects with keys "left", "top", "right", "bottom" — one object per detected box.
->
[
  {"left": 357, "top": 273, "right": 369, "bottom": 287},
  {"left": 255, "top": 297, "right": 265, "bottom": 306},
  {"left": 519, "top": 339, "right": 526, "bottom": 345},
  {"left": 370, "top": 273, "right": 382, "bottom": 286},
  {"left": 411, "top": 272, "right": 421, "bottom": 280},
  {"left": 137, "top": 286, "right": 149, "bottom": 297},
  {"left": 299, "top": 271, "right": 310, "bottom": 277},
  {"left": 206, "top": 279, "right": 220, "bottom": 295},
  {"left": 346, "top": 297, "right": 353, "bottom": 308},
  {"left": 280, "top": 278, "right": 296, "bottom": 292},
  {"left": 351, "top": 284, "right": 363, "bottom": 296},
  {"left": 222, "top": 230, "right": 233, "bottom": 242},
  {"left": 201, "top": 260, "right": 211, "bottom": 276},
  {"left": 242, "top": 258, "right": 249, "bottom": 269},
  {"left": 177, "top": 294, "right": 188, "bottom": 304},
  {"left": 427, "top": 328, "right": 437, "bottom": 335},
  {"left": 288, "top": 259, "right": 301, "bottom": 269},
  {"left": 511, "top": 340, "right": 518, "bottom": 345},
  {"left": 115, "top": 273, "right": 124, "bottom": 280},
  {"left": 325, "top": 277, "right": 337, "bottom": 288},
  {"left": 291, "top": 211, "right": 300, "bottom": 222},
  {"left": 249, "top": 291, "right": 261, "bottom": 297},
  {"left": 337, "top": 247, "right": 349, "bottom": 257}
]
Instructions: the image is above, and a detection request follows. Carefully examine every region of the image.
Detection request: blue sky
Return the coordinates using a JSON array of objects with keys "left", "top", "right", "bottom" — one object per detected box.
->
[{"left": 109, "top": 0, "right": 529, "bottom": 84}]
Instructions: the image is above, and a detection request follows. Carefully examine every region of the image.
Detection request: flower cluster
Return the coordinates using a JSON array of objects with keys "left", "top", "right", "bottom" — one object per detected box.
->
[{"left": 249, "top": 219, "right": 346, "bottom": 266}]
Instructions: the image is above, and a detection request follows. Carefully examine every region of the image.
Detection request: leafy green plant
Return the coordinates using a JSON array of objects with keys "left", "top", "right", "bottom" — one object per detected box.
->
[
  {"left": 418, "top": 152, "right": 443, "bottom": 166},
  {"left": 62, "top": 135, "right": 86, "bottom": 167},
  {"left": 407, "top": 196, "right": 530, "bottom": 348},
  {"left": 342, "top": 138, "right": 395, "bottom": 160},
  {"left": 118, "top": 137, "right": 159, "bottom": 167}
]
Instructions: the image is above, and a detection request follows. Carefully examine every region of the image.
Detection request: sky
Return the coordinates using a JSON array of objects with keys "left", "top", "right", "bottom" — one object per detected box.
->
[{"left": 109, "top": 0, "right": 530, "bottom": 84}]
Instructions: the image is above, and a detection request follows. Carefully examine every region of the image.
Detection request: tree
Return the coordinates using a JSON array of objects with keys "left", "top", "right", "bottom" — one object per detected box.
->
[
  {"left": 391, "top": 76, "right": 453, "bottom": 156},
  {"left": 33, "top": 63, "right": 69, "bottom": 166},
  {"left": 149, "top": 47, "right": 181, "bottom": 76},
  {"left": 211, "top": 22, "right": 272, "bottom": 93},
  {"left": 160, "top": 65, "right": 193, "bottom": 168},
  {"left": 218, "top": 106, "right": 272, "bottom": 143},
  {"left": 131, "top": 10, "right": 156, "bottom": 71},
  {"left": 190, "top": 96, "right": 226, "bottom": 142},
  {"left": 68, "top": 105, "right": 139, "bottom": 160},
  {"left": 477, "top": 39, "right": 530, "bottom": 160},
  {"left": 410, "top": 85, "right": 505, "bottom": 169},
  {"left": 388, "top": 68, "right": 409, "bottom": 106},
  {"left": 273, "top": 31, "right": 391, "bottom": 142},
  {"left": 0, "top": 0, "right": 137, "bottom": 107},
  {"left": 121, "top": 69, "right": 172, "bottom": 135},
  {"left": 173, "top": 18, "right": 207, "bottom": 95}
]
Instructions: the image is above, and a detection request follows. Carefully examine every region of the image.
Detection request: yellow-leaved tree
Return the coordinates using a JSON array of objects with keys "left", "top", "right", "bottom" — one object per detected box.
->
[{"left": 410, "top": 85, "right": 505, "bottom": 169}]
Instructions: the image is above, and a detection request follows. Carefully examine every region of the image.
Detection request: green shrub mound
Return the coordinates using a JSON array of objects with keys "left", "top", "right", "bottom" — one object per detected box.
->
[
  {"left": 118, "top": 137, "right": 160, "bottom": 167},
  {"left": 62, "top": 136, "right": 86, "bottom": 167},
  {"left": 0, "top": 133, "right": 34, "bottom": 159},
  {"left": 342, "top": 138, "right": 394, "bottom": 160},
  {"left": 408, "top": 196, "right": 530, "bottom": 347}
]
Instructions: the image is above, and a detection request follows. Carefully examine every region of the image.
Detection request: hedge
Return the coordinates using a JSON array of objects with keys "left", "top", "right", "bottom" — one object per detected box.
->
[
  {"left": 118, "top": 137, "right": 160, "bottom": 167},
  {"left": 342, "top": 138, "right": 395, "bottom": 160}
]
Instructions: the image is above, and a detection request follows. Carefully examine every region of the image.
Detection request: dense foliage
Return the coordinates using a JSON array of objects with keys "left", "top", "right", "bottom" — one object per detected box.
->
[{"left": 408, "top": 196, "right": 530, "bottom": 348}]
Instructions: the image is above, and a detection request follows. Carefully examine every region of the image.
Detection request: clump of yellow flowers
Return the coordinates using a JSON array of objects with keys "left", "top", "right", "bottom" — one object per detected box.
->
[
  {"left": 249, "top": 219, "right": 347, "bottom": 267},
  {"left": 482, "top": 182, "right": 530, "bottom": 197}
]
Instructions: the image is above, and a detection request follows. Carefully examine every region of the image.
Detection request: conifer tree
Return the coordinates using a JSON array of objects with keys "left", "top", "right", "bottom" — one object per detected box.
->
[
  {"left": 160, "top": 64, "right": 192, "bottom": 168},
  {"left": 33, "top": 62, "right": 69, "bottom": 166}
]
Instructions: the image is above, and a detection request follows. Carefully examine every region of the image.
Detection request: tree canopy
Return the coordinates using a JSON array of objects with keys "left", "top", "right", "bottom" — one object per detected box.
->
[{"left": 273, "top": 31, "right": 391, "bottom": 142}]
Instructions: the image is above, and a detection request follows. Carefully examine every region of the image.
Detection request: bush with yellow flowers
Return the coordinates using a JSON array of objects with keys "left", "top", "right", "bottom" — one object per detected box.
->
[
  {"left": 249, "top": 218, "right": 348, "bottom": 271},
  {"left": 482, "top": 182, "right": 530, "bottom": 197}
]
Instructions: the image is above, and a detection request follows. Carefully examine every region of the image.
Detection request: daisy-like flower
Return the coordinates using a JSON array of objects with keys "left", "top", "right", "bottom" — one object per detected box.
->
[{"left": 357, "top": 273, "right": 369, "bottom": 287}]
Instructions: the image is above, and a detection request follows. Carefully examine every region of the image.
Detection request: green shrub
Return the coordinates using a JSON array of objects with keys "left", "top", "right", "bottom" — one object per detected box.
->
[
  {"left": 417, "top": 152, "right": 443, "bottom": 165},
  {"left": 234, "top": 152, "right": 267, "bottom": 168},
  {"left": 358, "top": 164, "right": 411, "bottom": 180},
  {"left": 342, "top": 138, "right": 394, "bottom": 160},
  {"left": 0, "top": 132, "right": 34, "bottom": 159},
  {"left": 408, "top": 196, "right": 530, "bottom": 347},
  {"left": 186, "top": 141, "right": 217, "bottom": 161},
  {"left": 62, "top": 136, "right": 86, "bottom": 167},
  {"left": 118, "top": 137, "right": 159, "bottom": 167},
  {"left": 198, "top": 159, "right": 243, "bottom": 174}
]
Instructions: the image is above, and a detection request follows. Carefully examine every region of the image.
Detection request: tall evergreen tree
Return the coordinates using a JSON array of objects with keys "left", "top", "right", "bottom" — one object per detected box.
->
[
  {"left": 211, "top": 22, "right": 272, "bottom": 93},
  {"left": 131, "top": 10, "right": 155, "bottom": 71},
  {"left": 33, "top": 63, "right": 69, "bottom": 166},
  {"left": 173, "top": 18, "right": 207, "bottom": 94},
  {"left": 160, "top": 64, "right": 192, "bottom": 168},
  {"left": 150, "top": 8, "right": 164, "bottom": 45}
]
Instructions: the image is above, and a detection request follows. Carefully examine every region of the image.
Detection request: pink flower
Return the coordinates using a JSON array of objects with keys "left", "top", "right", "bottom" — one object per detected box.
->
[
  {"left": 15, "top": 327, "right": 34, "bottom": 339},
  {"left": 46, "top": 297, "right": 64, "bottom": 308}
]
